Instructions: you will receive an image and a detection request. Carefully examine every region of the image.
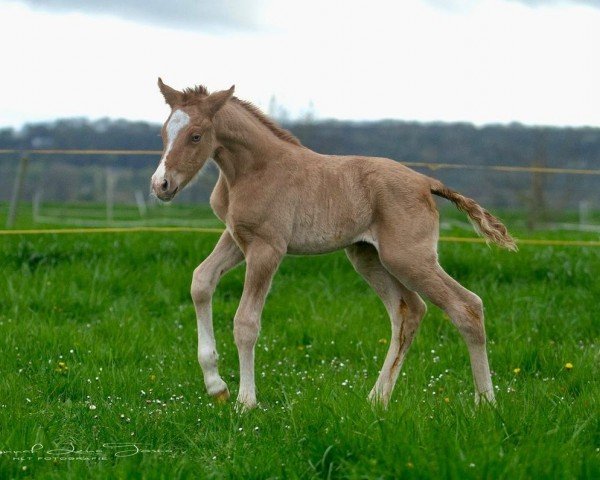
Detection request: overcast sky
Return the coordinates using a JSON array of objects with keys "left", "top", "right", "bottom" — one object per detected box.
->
[{"left": 1, "top": 0, "right": 599, "bottom": 128}]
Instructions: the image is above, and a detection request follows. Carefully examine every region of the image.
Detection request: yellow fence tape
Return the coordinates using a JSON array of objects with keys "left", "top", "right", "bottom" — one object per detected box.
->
[{"left": 0, "top": 226, "right": 598, "bottom": 247}]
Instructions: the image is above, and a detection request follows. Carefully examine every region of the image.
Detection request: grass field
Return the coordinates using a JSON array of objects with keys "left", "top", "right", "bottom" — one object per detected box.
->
[{"left": 0, "top": 204, "right": 598, "bottom": 479}]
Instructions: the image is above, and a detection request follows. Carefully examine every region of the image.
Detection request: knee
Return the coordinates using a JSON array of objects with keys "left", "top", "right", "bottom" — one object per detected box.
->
[
  {"left": 190, "top": 264, "right": 216, "bottom": 304},
  {"left": 198, "top": 346, "right": 217, "bottom": 368},
  {"left": 233, "top": 315, "right": 260, "bottom": 347}
]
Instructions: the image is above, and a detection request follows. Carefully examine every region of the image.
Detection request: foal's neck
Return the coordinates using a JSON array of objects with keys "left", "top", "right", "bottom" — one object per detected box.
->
[{"left": 211, "top": 103, "right": 299, "bottom": 185}]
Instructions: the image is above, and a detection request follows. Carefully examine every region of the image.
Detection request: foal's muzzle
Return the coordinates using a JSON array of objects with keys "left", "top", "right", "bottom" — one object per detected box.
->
[{"left": 151, "top": 173, "right": 179, "bottom": 201}]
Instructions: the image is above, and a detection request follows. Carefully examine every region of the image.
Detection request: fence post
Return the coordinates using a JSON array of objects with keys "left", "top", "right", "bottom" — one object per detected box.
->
[
  {"left": 134, "top": 190, "right": 147, "bottom": 217},
  {"left": 527, "top": 130, "right": 547, "bottom": 230},
  {"left": 32, "top": 190, "right": 42, "bottom": 223},
  {"left": 6, "top": 154, "right": 29, "bottom": 228},
  {"left": 106, "top": 167, "right": 116, "bottom": 224},
  {"left": 579, "top": 200, "right": 590, "bottom": 228}
]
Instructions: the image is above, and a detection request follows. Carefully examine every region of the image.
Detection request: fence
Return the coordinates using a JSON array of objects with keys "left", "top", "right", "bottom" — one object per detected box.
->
[{"left": 1, "top": 149, "right": 599, "bottom": 246}]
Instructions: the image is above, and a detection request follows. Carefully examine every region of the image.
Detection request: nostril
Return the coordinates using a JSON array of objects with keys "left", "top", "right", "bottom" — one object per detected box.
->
[{"left": 160, "top": 179, "right": 169, "bottom": 191}]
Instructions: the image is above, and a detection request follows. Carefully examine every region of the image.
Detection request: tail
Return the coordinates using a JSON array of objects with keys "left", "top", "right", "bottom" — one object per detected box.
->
[{"left": 431, "top": 181, "right": 518, "bottom": 251}]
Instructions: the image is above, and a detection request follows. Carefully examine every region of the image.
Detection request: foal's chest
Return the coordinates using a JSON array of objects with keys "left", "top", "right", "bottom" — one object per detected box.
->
[{"left": 209, "top": 176, "right": 230, "bottom": 223}]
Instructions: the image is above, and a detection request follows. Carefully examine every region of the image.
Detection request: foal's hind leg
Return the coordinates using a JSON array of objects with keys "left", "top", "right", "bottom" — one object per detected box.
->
[
  {"left": 378, "top": 242, "right": 495, "bottom": 405},
  {"left": 346, "top": 243, "right": 427, "bottom": 407}
]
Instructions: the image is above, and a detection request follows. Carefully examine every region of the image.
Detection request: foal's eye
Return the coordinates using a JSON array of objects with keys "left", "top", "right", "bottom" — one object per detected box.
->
[{"left": 191, "top": 134, "right": 201, "bottom": 143}]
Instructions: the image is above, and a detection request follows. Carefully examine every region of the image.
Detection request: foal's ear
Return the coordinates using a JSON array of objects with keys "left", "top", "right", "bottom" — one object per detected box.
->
[
  {"left": 158, "top": 78, "right": 183, "bottom": 107},
  {"left": 207, "top": 85, "right": 235, "bottom": 117}
]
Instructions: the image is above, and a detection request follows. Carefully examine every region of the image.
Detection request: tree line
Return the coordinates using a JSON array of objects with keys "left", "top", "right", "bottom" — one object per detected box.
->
[{"left": 0, "top": 117, "right": 598, "bottom": 210}]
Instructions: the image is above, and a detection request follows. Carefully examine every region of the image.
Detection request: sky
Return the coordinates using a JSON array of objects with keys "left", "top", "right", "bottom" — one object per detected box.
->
[{"left": 0, "top": 0, "right": 599, "bottom": 128}]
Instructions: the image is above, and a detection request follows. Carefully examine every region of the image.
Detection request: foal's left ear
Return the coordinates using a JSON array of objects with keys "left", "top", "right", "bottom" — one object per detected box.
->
[
  {"left": 158, "top": 77, "right": 183, "bottom": 107},
  {"left": 207, "top": 85, "right": 235, "bottom": 117}
]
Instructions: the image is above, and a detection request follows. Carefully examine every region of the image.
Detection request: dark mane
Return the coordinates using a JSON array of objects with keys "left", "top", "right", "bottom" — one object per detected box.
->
[{"left": 232, "top": 97, "right": 302, "bottom": 147}]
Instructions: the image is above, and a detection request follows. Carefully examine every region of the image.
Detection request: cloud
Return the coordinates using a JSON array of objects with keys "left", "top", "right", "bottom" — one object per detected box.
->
[
  {"left": 16, "top": 0, "right": 267, "bottom": 31},
  {"left": 507, "top": 0, "right": 600, "bottom": 7},
  {"left": 424, "top": 0, "right": 600, "bottom": 10}
]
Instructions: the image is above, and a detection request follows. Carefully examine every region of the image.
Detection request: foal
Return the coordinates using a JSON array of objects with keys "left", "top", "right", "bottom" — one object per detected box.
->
[{"left": 151, "top": 79, "right": 517, "bottom": 410}]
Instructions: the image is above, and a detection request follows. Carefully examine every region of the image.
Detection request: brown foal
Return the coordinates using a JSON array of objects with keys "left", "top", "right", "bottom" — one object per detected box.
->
[{"left": 151, "top": 79, "right": 517, "bottom": 410}]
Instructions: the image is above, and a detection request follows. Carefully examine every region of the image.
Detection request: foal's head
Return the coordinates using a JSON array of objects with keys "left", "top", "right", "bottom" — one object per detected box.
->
[{"left": 151, "top": 78, "right": 234, "bottom": 201}]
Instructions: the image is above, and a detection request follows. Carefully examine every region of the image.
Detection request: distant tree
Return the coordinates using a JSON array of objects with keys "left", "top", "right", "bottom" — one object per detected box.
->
[{"left": 0, "top": 118, "right": 598, "bottom": 212}]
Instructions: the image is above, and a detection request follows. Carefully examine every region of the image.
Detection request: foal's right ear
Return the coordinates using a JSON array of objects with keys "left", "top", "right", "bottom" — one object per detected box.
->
[
  {"left": 158, "top": 78, "right": 183, "bottom": 107},
  {"left": 207, "top": 85, "right": 235, "bottom": 117}
]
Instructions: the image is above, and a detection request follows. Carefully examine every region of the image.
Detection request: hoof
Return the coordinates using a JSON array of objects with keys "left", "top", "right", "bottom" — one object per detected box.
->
[
  {"left": 235, "top": 395, "right": 257, "bottom": 412},
  {"left": 368, "top": 389, "right": 389, "bottom": 409},
  {"left": 213, "top": 389, "right": 230, "bottom": 404},
  {"left": 235, "top": 402, "right": 256, "bottom": 413},
  {"left": 475, "top": 390, "right": 496, "bottom": 407}
]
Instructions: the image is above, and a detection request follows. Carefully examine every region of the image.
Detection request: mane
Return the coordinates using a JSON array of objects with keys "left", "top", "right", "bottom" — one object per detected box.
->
[
  {"left": 231, "top": 97, "right": 302, "bottom": 147},
  {"left": 179, "top": 84, "right": 302, "bottom": 147},
  {"left": 181, "top": 85, "right": 209, "bottom": 103}
]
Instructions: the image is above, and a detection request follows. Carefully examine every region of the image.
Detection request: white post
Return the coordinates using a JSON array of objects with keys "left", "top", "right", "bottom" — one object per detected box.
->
[
  {"left": 134, "top": 190, "right": 147, "bottom": 217},
  {"left": 579, "top": 200, "right": 590, "bottom": 229},
  {"left": 32, "top": 190, "right": 42, "bottom": 223},
  {"left": 106, "top": 167, "right": 116, "bottom": 225},
  {"left": 6, "top": 154, "right": 29, "bottom": 228}
]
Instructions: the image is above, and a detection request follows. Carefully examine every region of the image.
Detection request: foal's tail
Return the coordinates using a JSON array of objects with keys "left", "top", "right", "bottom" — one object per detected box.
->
[{"left": 430, "top": 180, "right": 518, "bottom": 251}]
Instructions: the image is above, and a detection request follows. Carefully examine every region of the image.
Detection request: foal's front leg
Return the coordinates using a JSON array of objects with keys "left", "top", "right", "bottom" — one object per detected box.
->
[
  {"left": 191, "top": 232, "right": 244, "bottom": 402},
  {"left": 233, "top": 240, "right": 283, "bottom": 410}
]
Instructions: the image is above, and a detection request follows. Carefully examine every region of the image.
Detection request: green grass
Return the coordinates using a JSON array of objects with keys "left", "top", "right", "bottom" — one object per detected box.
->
[
  {"left": 1, "top": 201, "right": 222, "bottom": 229},
  {"left": 0, "top": 206, "right": 598, "bottom": 479}
]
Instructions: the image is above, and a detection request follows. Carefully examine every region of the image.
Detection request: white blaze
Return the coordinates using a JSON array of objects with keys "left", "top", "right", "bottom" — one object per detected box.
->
[{"left": 152, "top": 109, "right": 190, "bottom": 183}]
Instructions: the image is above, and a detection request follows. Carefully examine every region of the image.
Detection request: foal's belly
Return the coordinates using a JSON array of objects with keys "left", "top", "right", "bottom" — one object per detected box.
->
[
  {"left": 286, "top": 200, "right": 373, "bottom": 254},
  {"left": 286, "top": 238, "right": 351, "bottom": 255},
  {"left": 286, "top": 225, "right": 374, "bottom": 255}
]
